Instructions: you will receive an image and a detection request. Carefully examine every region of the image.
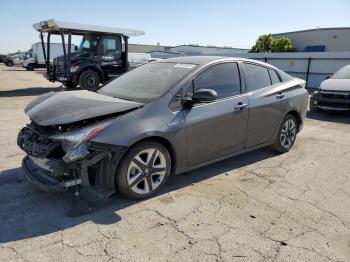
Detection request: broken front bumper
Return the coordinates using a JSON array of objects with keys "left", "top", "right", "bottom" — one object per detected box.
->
[
  {"left": 310, "top": 91, "right": 350, "bottom": 111},
  {"left": 22, "top": 156, "right": 81, "bottom": 192},
  {"left": 21, "top": 142, "right": 127, "bottom": 192}
]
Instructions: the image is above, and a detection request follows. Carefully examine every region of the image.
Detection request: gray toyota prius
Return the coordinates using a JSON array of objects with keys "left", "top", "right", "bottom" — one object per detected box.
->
[{"left": 18, "top": 56, "right": 308, "bottom": 199}]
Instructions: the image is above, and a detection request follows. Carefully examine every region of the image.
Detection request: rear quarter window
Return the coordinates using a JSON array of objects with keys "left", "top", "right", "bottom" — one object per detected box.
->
[
  {"left": 277, "top": 69, "right": 294, "bottom": 82},
  {"left": 269, "top": 69, "right": 281, "bottom": 85}
]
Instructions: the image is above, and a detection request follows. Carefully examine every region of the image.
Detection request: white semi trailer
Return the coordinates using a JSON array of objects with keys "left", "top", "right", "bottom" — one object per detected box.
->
[{"left": 22, "top": 42, "right": 76, "bottom": 70}]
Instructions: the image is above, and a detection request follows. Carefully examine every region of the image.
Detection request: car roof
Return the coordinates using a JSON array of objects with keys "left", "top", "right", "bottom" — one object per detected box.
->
[{"left": 157, "top": 56, "right": 278, "bottom": 69}]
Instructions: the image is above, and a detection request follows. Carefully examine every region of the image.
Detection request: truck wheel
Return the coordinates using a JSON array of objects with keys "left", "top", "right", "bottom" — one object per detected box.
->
[
  {"left": 64, "top": 82, "right": 77, "bottom": 89},
  {"left": 79, "top": 70, "right": 100, "bottom": 91},
  {"left": 26, "top": 64, "right": 35, "bottom": 71},
  {"left": 5, "top": 61, "right": 13, "bottom": 67},
  {"left": 116, "top": 141, "right": 171, "bottom": 200}
]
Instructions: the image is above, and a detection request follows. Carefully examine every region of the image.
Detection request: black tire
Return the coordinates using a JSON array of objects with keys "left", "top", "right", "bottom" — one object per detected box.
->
[
  {"left": 78, "top": 70, "right": 100, "bottom": 91},
  {"left": 271, "top": 114, "right": 298, "bottom": 153},
  {"left": 64, "top": 81, "right": 78, "bottom": 89},
  {"left": 26, "top": 64, "right": 35, "bottom": 71},
  {"left": 5, "top": 61, "right": 13, "bottom": 67},
  {"left": 116, "top": 141, "right": 171, "bottom": 200}
]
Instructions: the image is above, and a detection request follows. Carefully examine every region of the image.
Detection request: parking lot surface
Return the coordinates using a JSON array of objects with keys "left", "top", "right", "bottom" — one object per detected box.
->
[{"left": 0, "top": 64, "right": 349, "bottom": 262}]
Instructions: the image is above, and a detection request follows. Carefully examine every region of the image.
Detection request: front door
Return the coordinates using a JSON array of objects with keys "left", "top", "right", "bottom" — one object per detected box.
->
[
  {"left": 184, "top": 62, "right": 249, "bottom": 166},
  {"left": 97, "top": 36, "right": 122, "bottom": 76}
]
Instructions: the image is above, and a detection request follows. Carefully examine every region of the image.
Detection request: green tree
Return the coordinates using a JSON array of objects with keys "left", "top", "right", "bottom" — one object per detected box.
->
[
  {"left": 249, "top": 34, "right": 273, "bottom": 53},
  {"left": 270, "top": 37, "right": 296, "bottom": 52},
  {"left": 249, "top": 34, "right": 296, "bottom": 53}
]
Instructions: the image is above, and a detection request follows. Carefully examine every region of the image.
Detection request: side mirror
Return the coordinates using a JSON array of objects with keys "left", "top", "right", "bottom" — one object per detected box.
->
[
  {"left": 74, "top": 46, "right": 78, "bottom": 51},
  {"left": 184, "top": 89, "right": 217, "bottom": 105},
  {"left": 325, "top": 75, "right": 331, "bottom": 79}
]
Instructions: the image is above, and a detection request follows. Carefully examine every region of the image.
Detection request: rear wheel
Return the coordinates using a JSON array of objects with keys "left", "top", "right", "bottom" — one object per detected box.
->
[
  {"left": 116, "top": 141, "right": 171, "bottom": 200},
  {"left": 5, "top": 61, "right": 13, "bottom": 67},
  {"left": 271, "top": 114, "right": 298, "bottom": 153},
  {"left": 78, "top": 70, "right": 100, "bottom": 91}
]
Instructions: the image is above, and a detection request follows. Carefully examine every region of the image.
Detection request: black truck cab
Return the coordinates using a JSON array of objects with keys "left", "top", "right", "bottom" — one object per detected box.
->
[{"left": 33, "top": 19, "right": 145, "bottom": 90}]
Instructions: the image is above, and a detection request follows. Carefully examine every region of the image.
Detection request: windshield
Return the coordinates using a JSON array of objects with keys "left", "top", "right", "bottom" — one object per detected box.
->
[
  {"left": 331, "top": 65, "right": 350, "bottom": 79},
  {"left": 79, "top": 34, "right": 99, "bottom": 51},
  {"left": 99, "top": 62, "right": 197, "bottom": 103}
]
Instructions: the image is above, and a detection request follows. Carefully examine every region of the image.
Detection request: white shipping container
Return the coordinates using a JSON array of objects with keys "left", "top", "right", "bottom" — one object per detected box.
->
[{"left": 32, "top": 42, "right": 76, "bottom": 64}]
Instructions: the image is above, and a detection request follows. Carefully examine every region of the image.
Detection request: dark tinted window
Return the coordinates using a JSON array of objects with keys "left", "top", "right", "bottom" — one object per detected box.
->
[
  {"left": 193, "top": 63, "right": 241, "bottom": 99},
  {"left": 244, "top": 63, "right": 271, "bottom": 92},
  {"left": 269, "top": 69, "right": 281, "bottom": 85}
]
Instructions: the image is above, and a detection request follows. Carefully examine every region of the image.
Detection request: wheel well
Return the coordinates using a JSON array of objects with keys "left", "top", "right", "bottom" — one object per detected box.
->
[
  {"left": 287, "top": 110, "right": 302, "bottom": 131},
  {"left": 130, "top": 136, "right": 177, "bottom": 174}
]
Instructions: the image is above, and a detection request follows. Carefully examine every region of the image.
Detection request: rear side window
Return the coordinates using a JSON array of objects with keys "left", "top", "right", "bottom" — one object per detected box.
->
[
  {"left": 269, "top": 69, "right": 281, "bottom": 85},
  {"left": 244, "top": 63, "right": 271, "bottom": 92},
  {"left": 193, "top": 63, "right": 241, "bottom": 99},
  {"left": 278, "top": 69, "right": 294, "bottom": 82}
]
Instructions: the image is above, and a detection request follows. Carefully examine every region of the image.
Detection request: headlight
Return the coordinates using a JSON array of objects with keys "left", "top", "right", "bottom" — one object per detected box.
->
[
  {"left": 70, "top": 65, "right": 80, "bottom": 72},
  {"left": 51, "top": 122, "right": 110, "bottom": 148},
  {"left": 50, "top": 122, "right": 110, "bottom": 162}
]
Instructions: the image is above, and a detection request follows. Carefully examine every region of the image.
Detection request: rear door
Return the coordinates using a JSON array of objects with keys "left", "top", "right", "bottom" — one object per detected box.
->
[
  {"left": 243, "top": 63, "right": 288, "bottom": 148},
  {"left": 184, "top": 62, "right": 249, "bottom": 166}
]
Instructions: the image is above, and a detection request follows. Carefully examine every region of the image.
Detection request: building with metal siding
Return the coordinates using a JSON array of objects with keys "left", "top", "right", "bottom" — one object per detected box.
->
[
  {"left": 128, "top": 43, "right": 248, "bottom": 55},
  {"left": 128, "top": 43, "right": 170, "bottom": 53},
  {"left": 169, "top": 45, "right": 248, "bottom": 55},
  {"left": 272, "top": 28, "right": 350, "bottom": 52}
]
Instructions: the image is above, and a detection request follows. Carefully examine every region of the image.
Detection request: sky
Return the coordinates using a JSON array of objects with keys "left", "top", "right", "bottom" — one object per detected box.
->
[{"left": 0, "top": 0, "right": 350, "bottom": 53}]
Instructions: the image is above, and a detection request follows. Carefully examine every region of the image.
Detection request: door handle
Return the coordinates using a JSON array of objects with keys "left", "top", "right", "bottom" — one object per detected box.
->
[
  {"left": 276, "top": 93, "right": 285, "bottom": 99},
  {"left": 235, "top": 102, "right": 248, "bottom": 111}
]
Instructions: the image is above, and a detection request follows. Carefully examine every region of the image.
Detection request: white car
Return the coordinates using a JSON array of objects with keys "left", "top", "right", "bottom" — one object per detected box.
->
[{"left": 310, "top": 65, "right": 350, "bottom": 111}]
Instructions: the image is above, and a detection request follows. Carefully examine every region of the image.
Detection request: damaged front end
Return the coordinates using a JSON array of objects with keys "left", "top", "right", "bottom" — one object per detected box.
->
[{"left": 17, "top": 121, "right": 126, "bottom": 194}]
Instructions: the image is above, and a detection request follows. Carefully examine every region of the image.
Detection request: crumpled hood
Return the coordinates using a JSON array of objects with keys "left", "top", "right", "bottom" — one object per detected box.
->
[
  {"left": 320, "top": 79, "right": 350, "bottom": 92},
  {"left": 25, "top": 90, "right": 143, "bottom": 126}
]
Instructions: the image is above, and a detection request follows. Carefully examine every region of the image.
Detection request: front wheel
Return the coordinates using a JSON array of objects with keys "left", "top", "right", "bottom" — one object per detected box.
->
[
  {"left": 78, "top": 70, "right": 100, "bottom": 91},
  {"left": 26, "top": 64, "right": 35, "bottom": 71},
  {"left": 116, "top": 141, "right": 171, "bottom": 200},
  {"left": 271, "top": 114, "right": 298, "bottom": 153}
]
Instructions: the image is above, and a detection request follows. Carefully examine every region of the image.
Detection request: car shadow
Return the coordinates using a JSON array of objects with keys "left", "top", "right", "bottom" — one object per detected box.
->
[
  {"left": 307, "top": 110, "right": 350, "bottom": 124},
  {"left": 0, "top": 148, "right": 276, "bottom": 243},
  {"left": 0, "top": 86, "right": 75, "bottom": 97}
]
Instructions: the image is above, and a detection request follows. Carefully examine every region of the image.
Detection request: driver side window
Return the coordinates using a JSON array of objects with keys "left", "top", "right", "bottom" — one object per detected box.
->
[
  {"left": 100, "top": 37, "right": 121, "bottom": 54},
  {"left": 192, "top": 63, "right": 241, "bottom": 99}
]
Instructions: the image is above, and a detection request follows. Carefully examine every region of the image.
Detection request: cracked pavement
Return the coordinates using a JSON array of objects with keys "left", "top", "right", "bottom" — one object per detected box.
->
[{"left": 0, "top": 65, "right": 350, "bottom": 261}]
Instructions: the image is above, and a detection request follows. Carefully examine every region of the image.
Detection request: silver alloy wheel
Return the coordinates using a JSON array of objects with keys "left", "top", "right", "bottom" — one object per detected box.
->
[
  {"left": 127, "top": 148, "right": 167, "bottom": 194},
  {"left": 280, "top": 118, "right": 296, "bottom": 149}
]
